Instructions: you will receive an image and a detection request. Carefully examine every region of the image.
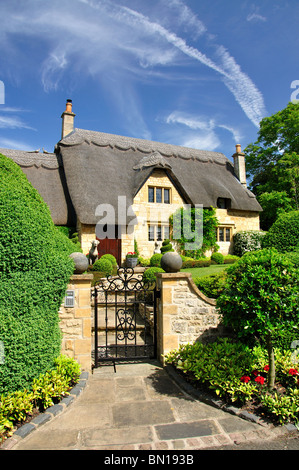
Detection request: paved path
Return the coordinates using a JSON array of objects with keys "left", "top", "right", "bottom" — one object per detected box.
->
[{"left": 3, "top": 361, "right": 292, "bottom": 451}]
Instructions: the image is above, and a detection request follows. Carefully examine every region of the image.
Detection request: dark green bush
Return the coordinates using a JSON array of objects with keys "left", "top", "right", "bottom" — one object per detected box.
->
[
  {"left": 99, "top": 254, "right": 117, "bottom": 267},
  {"left": 262, "top": 210, "right": 299, "bottom": 252},
  {"left": 160, "top": 239, "right": 173, "bottom": 253},
  {"left": 143, "top": 267, "right": 164, "bottom": 284},
  {"left": 0, "top": 154, "right": 76, "bottom": 393},
  {"left": 150, "top": 253, "right": 163, "bottom": 267},
  {"left": 217, "top": 249, "right": 299, "bottom": 350},
  {"left": 181, "top": 258, "right": 211, "bottom": 268},
  {"left": 92, "top": 258, "right": 113, "bottom": 275},
  {"left": 194, "top": 271, "right": 227, "bottom": 298},
  {"left": 211, "top": 252, "right": 224, "bottom": 264},
  {"left": 233, "top": 230, "right": 266, "bottom": 257}
]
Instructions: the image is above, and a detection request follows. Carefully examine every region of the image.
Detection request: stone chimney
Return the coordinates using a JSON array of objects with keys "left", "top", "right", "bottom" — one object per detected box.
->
[
  {"left": 233, "top": 144, "right": 247, "bottom": 188},
  {"left": 61, "top": 99, "right": 75, "bottom": 139}
]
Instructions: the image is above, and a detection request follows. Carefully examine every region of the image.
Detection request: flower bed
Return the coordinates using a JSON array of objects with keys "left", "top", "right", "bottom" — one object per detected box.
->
[{"left": 165, "top": 338, "right": 299, "bottom": 425}]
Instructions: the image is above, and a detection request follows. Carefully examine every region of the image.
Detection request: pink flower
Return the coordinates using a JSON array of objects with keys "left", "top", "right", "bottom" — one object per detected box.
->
[
  {"left": 254, "top": 376, "right": 265, "bottom": 385},
  {"left": 240, "top": 375, "right": 251, "bottom": 383}
]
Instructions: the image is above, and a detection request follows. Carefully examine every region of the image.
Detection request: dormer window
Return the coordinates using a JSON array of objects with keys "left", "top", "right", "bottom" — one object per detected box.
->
[
  {"left": 217, "top": 197, "right": 231, "bottom": 209},
  {"left": 148, "top": 186, "right": 171, "bottom": 204}
]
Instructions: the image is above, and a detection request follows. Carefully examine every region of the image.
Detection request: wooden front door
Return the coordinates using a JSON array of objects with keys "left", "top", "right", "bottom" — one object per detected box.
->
[{"left": 96, "top": 233, "right": 122, "bottom": 266}]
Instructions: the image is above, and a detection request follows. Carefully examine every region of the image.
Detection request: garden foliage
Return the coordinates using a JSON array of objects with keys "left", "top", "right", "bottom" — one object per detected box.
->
[
  {"left": 165, "top": 339, "right": 299, "bottom": 424},
  {"left": 262, "top": 210, "right": 299, "bottom": 252},
  {"left": 0, "top": 154, "right": 76, "bottom": 393},
  {"left": 233, "top": 230, "right": 266, "bottom": 257},
  {"left": 217, "top": 249, "right": 299, "bottom": 350}
]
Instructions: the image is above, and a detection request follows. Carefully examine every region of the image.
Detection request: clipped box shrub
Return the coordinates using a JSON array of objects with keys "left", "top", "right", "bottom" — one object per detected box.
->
[
  {"left": 0, "top": 154, "right": 76, "bottom": 393},
  {"left": 92, "top": 258, "right": 113, "bottom": 275},
  {"left": 99, "top": 253, "right": 117, "bottom": 267},
  {"left": 143, "top": 267, "right": 165, "bottom": 285},
  {"left": 211, "top": 252, "right": 224, "bottom": 264},
  {"left": 233, "top": 230, "right": 266, "bottom": 257},
  {"left": 262, "top": 210, "right": 299, "bottom": 252},
  {"left": 150, "top": 253, "right": 163, "bottom": 267},
  {"left": 194, "top": 271, "right": 227, "bottom": 298}
]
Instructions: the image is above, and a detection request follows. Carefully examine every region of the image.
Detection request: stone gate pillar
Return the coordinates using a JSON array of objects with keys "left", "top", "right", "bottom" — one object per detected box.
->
[{"left": 59, "top": 274, "right": 93, "bottom": 371}]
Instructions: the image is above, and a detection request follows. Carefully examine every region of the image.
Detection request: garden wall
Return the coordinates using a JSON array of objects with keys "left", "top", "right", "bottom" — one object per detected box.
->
[{"left": 156, "top": 272, "right": 226, "bottom": 363}]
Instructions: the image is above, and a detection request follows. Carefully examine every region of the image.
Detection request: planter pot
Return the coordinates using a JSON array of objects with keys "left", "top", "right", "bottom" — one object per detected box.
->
[{"left": 126, "top": 257, "right": 138, "bottom": 268}]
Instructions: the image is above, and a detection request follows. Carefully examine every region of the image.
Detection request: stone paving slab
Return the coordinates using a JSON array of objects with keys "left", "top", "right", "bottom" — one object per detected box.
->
[{"left": 2, "top": 360, "right": 295, "bottom": 451}]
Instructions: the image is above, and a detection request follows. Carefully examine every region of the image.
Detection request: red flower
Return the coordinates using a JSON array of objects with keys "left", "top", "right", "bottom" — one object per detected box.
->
[
  {"left": 252, "top": 370, "right": 260, "bottom": 377},
  {"left": 255, "top": 376, "right": 265, "bottom": 385},
  {"left": 264, "top": 365, "right": 269, "bottom": 372},
  {"left": 240, "top": 375, "right": 251, "bottom": 383},
  {"left": 288, "top": 368, "right": 299, "bottom": 376}
]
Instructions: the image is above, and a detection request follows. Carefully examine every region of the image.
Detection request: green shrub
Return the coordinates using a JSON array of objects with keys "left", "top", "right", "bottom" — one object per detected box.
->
[
  {"left": 0, "top": 154, "right": 76, "bottom": 393},
  {"left": 223, "top": 255, "right": 240, "bottom": 264},
  {"left": 99, "top": 254, "right": 117, "bottom": 266},
  {"left": 143, "top": 267, "right": 165, "bottom": 284},
  {"left": 211, "top": 252, "right": 224, "bottom": 264},
  {"left": 165, "top": 339, "right": 299, "bottom": 423},
  {"left": 138, "top": 256, "right": 150, "bottom": 266},
  {"left": 194, "top": 271, "right": 227, "bottom": 298},
  {"left": 284, "top": 249, "right": 299, "bottom": 266},
  {"left": 0, "top": 356, "right": 80, "bottom": 439},
  {"left": 182, "top": 258, "right": 211, "bottom": 268},
  {"left": 150, "top": 253, "right": 163, "bottom": 267},
  {"left": 92, "top": 258, "right": 113, "bottom": 275},
  {"left": 160, "top": 239, "right": 173, "bottom": 253},
  {"left": 233, "top": 230, "right": 266, "bottom": 257},
  {"left": 217, "top": 249, "right": 299, "bottom": 350},
  {"left": 262, "top": 210, "right": 299, "bottom": 252}
]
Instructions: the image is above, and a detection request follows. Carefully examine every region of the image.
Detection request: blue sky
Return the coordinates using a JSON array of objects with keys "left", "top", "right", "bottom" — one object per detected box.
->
[{"left": 0, "top": 0, "right": 298, "bottom": 160}]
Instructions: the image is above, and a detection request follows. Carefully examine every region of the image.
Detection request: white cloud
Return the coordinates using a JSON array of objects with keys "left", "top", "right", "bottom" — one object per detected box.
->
[
  {"left": 165, "top": 110, "right": 242, "bottom": 150},
  {"left": 0, "top": 115, "right": 35, "bottom": 130},
  {"left": 0, "top": 0, "right": 266, "bottom": 131},
  {"left": 247, "top": 13, "right": 267, "bottom": 22}
]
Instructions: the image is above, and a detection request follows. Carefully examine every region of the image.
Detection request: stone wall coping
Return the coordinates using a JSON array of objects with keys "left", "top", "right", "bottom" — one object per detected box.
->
[
  {"left": 70, "top": 274, "right": 94, "bottom": 281},
  {"left": 156, "top": 271, "right": 217, "bottom": 306}
]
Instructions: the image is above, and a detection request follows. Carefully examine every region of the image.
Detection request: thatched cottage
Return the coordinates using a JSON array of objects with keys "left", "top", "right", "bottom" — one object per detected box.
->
[{"left": 1, "top": 100, "right": 261, "bottom": 264}]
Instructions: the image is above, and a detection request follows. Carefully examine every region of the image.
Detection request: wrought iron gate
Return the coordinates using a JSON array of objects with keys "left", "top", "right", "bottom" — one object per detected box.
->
[{"left": 92, "top": 267, "right": 158, "bottom": 368}]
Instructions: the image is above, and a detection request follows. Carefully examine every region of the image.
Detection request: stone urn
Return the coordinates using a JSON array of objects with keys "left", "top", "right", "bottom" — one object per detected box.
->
[
  {"left": 126, "top": 257, "right": 138, "bottom": 268},
  {"left": 69, "top": 252, "right": 89, "bottom": 274},
  {"left": 160, "top": 252, "right": 182, "bottom": 273}
]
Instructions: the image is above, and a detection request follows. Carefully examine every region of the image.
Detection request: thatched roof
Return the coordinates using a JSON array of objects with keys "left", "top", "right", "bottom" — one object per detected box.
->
[
  {"left": 0, "top": 148, "right": 76, "bottom": 226},
  {"left": 58, "top": 128, "right": 262, "bottom": 225}
]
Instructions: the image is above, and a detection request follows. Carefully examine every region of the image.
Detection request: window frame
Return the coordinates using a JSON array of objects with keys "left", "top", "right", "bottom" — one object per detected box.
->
[
  {"left": 148, "top": 224, "right": 170, "bottom": 242},
  {"left": 216, "top": 226, "right": 232, "bottom": 243},
  {"left": 148, "top": 186, "right": 171, "bottom": 204}
]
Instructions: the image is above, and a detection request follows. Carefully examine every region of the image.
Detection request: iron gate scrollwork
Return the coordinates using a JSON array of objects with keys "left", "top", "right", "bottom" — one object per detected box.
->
[{"left": 92, "top": 267, "right": 158, "bottom": 368}]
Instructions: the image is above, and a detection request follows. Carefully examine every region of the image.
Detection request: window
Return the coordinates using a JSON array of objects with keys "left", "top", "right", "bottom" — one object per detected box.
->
[
  {"left": 148, "top": 186, "right": 171, "bottom": 204},
  {"left": 216, "top": 226, "right": 232, "bottom": 242},
  {"left": 148, "top": 224, "right": 170, "bottom": 241},
  {"left": 217, "top": 198, "right": 231, "bottom": 209}
]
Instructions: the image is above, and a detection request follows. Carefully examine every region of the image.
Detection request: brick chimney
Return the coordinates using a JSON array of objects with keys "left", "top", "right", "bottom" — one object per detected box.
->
[
  {"left": 61, "top": 99, "right": 75, "bottom": 139},
  {"left": 233, "top": 144, "right": 247, "bottom": 188}
]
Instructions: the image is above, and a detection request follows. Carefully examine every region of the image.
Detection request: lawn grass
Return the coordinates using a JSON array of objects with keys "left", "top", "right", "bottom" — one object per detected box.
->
[{"left": 181, "top": 263, "right": 228, "bottom": 278}]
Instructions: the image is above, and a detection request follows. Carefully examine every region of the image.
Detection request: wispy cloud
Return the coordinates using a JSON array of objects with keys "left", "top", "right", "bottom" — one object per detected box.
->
[
  {"left": 0, "top": 0, "right": 266, "bottom": 133},
  {"left": 165, "top": 110, "right": 242, "bottom": 150}
]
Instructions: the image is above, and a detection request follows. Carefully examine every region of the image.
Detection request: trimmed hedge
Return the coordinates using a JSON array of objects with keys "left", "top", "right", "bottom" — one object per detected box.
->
[
  {"left": 262, "top": 210, "right": 299, "bottom": 252},
  {"left": 0, "top": 154, "right": 76, "bottom": 393}
]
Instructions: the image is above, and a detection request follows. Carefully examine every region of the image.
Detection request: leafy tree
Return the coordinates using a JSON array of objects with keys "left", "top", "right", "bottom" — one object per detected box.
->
[
  {"left": 245, "top": 102, "right": 299, "bottom": 229},
  {"left": 217, "top": 249, "right": 299, "bottom": 389}
]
